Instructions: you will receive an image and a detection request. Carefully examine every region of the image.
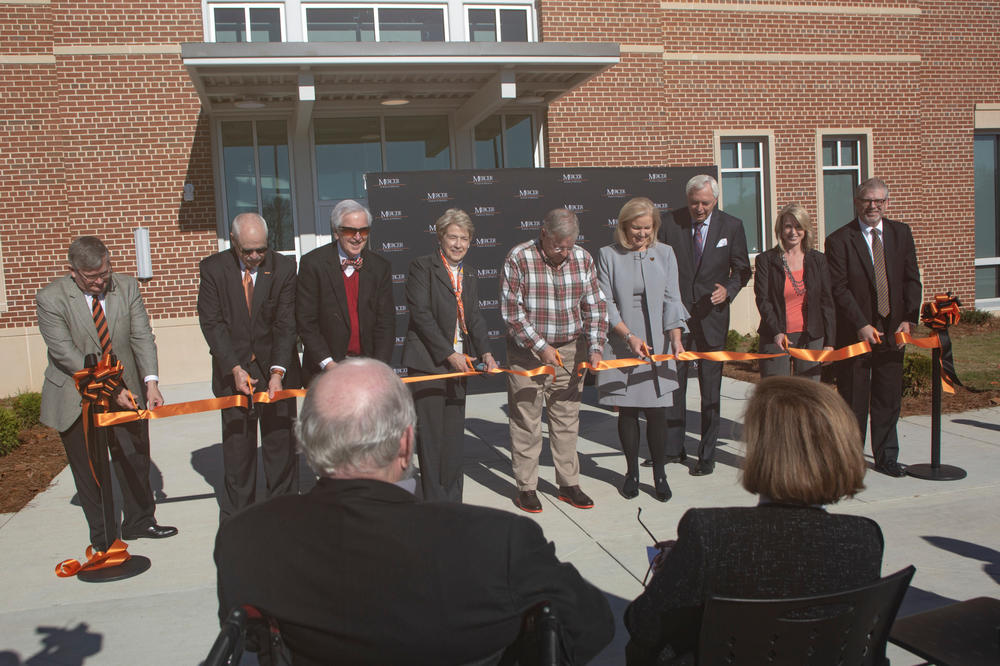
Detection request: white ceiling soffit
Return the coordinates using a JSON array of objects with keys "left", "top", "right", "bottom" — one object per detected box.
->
[{"left": 181, "top": 41, "right": 620, "bottom": 122}]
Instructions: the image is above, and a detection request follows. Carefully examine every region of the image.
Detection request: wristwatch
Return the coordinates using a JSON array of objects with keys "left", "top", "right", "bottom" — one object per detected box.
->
[{"left": 624, "top": 332, "right": 634, "bottom": 342}]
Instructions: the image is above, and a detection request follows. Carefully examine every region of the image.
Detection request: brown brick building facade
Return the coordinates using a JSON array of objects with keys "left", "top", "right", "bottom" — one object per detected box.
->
[{"left": 1, "top": 0, "right": 997, "bottom": 393}]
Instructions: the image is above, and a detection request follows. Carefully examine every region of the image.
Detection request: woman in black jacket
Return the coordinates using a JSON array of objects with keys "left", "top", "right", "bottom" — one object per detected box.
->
[
  {"left": 624, "top": 377, "right": 883, "bottom": 665},
  {"left": 754, "top": 203, "right": 835, "bottom": 378}
]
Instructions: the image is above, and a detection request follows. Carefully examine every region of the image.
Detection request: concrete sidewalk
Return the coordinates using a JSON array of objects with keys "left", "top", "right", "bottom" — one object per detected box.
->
[{"left": 0, "top": 377, "right": 998, "bottom": 665}]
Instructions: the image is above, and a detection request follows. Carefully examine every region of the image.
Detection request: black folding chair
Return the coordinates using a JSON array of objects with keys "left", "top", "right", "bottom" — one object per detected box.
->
[{"left": 696, "top": 565, "right": 915, "bottom": 666}]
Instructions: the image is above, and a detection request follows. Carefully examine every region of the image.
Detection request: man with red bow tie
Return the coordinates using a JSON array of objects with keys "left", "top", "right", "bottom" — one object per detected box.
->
[{"left": 297, "top": 199, "right": 395, "bottom": 385}]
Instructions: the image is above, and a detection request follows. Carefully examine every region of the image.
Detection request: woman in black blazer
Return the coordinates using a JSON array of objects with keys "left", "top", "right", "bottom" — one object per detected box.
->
[
  {"left": 401, "top": 209, "right": 498, "bottom": 502},
  {"left": 754, "top": 203, "right": 835, "bottom": 378},
  {"left": 624, "top": 377, "right": 884, "bottom": 665}
]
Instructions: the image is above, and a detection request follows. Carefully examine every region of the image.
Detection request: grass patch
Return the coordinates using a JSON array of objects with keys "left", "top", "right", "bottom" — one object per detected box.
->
[{"left": 905, "top": 320, "right": 1000, "bottom": 392}]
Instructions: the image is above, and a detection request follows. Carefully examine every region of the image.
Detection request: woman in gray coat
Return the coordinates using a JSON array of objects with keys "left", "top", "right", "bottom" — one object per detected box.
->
[{"left": 597, "top": 198, "right": 688, "bottom": 502}]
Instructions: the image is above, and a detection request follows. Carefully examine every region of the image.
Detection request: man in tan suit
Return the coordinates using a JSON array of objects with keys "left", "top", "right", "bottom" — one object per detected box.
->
[{"left": 36, "top": 236, "right": 176, "bottom": 550}]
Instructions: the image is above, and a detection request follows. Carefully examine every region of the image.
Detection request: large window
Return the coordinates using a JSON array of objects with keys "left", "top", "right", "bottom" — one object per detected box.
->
[
  {"left": 474, "top": 114, "right": 535, "bottom": 168},
  {"left": 211, "top": 4, "right": 284, "bottom": 42},
  {"left": 220, "top": 120, "right": 296, "bottom": 252},
  {"left": 466, "top": 5, "right": 530, "bottom": 41},
  {"left": 975, "top": 133, "right": 1000, "bottom": 300},
  {"left": 719, "top": 138, "right": 769, "bottom": 254},
  {"left": 822, "top": 137, "right": 865, "bottom": 234},
  {"left": 314, "top": 115, "right": 451, "bottom": 202},
  {"left": 306, "top": 5, "right": 446, "bottom": 42}
]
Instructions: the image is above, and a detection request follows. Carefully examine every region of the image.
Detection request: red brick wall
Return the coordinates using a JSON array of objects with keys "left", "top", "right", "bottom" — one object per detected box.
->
[{"left": 0, "top": 1, "right": 215, "bottom": 329}]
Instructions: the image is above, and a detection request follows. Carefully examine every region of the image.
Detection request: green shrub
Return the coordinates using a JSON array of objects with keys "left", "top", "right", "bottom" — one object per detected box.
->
[
  {"left": 12, "top": 391, "right": 41, "bottom": 430},
  {"left": 961, "top": 308, "right": 995, "bottom": 326},
  {"left": 902, "top": 353, "right": 933, "bottom": 397},
  {"left": 724, "top": 329, "right": 744, "bottom": 352},
  {"left": 0, "top": 407, "right": 21, "bottom": 456},
  {"left": 747, "top": 334, "right": 760, "bottom": 354}
]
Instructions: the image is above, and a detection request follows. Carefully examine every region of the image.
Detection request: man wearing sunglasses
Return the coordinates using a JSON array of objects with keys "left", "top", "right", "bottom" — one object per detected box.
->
[
  {"left": 37, "top": 236, "right": 176, "bottom": 551},
  {"left": 297, "top": 199, "right": 395, "bottom": 382},
  {"left": 198, "top": 213, "right": 302, "bottom": 519}
]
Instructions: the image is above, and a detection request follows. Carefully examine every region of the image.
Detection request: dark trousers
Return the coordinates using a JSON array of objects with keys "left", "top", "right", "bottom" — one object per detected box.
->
[
  {"left": 220, "top": 399, "right": 298, "bottom": 520},
  {"left": 411, "top": 374, "right": 467, "bottom": 502},
  {"left": 666, "top": 329, "right": 723, "bottom": 463},
  {"left": 618, "top": 407, "right": 667, "bottom": 476},
  {"left": 835, "top": 333, "right": 903, "bottom": 466},
  {"left": 60, "top": 416, "right": 155, "bottom": 550}
]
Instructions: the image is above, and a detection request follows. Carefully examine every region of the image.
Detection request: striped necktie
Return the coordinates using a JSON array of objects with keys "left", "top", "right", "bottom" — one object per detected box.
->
[
  {"left": 92, "top": 297, "right": 112, "bottom": 357},
  {"left": 871, "top": 228, "right": 890, "bottom": 318}
]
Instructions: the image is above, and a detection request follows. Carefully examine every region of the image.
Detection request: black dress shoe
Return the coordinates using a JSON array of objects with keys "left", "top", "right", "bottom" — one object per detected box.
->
[
  {"left": 874, "top": 461, "right": 907, "bottom": 478},
  {"left": 664, "top": 452, "right": 687, "bottom": 464},
  {"left": 619, "top": 473, "right": 639, "bottom": 499},
  {"left": 122, "top": 523, "right": 178, "bottom": 540},
  {"left": 690, "top": 461, "right": 715, "bottom": 476},
  {"left": 640, "top": 458, "right": 653, "bottom": 467},
  {"left": 515, "top": 490, "right": 543, "bottom": 513},
  {"left": 653, "top": 475, "right": 672, "bottom": 502},
  {"left": 558, "top": 485, "right": 594, "bottom": 509}
]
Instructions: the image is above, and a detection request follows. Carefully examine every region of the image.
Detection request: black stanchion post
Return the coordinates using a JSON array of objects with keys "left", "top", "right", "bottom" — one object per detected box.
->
[
  {"left": 77, "top": 353, "right": 151, "bottom": 582},
  {"left": 905, "top": 303, "right": 967, "bottom": 481}
]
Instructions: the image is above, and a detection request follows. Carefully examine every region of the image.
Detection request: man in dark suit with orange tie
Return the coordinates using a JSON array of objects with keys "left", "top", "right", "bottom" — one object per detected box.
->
[
  {"left": 660, "top": 174, "right": 751, "bottom": 476},
  {"left": 198, "top": 213, "right": 301, "bottom": 519},
  {"left": 296, "top": 199, "right": 395, "bottom": 381},
  {"left": 825, "top": 178, "right": 922, "bottom": 477}
]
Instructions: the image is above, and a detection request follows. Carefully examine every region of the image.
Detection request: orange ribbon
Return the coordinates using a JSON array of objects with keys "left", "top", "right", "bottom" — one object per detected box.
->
[
  {"left": 895, "top": 331, "right": 955, "bottom": 394},
  {"left": 56, "top": 539, "right": 131, "bottom": 577}
]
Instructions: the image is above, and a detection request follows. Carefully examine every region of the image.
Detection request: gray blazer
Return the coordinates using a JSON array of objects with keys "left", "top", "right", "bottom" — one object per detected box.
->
[
  {"left": 37, "top": 274, "right": 159, "bottom": 432},
  {"left": 596, "top": 243, "right": 689, "bottom": 407}
]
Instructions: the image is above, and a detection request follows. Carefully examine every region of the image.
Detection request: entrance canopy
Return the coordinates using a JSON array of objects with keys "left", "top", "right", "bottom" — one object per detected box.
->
[{"left": 181, "top": 41, "right": 619, "bottom": 129}]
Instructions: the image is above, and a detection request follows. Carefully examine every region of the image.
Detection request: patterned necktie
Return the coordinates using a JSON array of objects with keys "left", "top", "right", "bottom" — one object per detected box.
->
[
  {"left": 693, "top": 222, "right": 705, "bottom": 267},
  {"left": 871, "top": 228, "right": 890, "bottom": 318},
  {"left": 242, "top": 269, "right": 254, "bottom": 314},
  {"left": 91, "top": 297, "right": 112, "bottom": 357},
  {"left": 341, "top": 255, "right": 363, "bottom": 272}
]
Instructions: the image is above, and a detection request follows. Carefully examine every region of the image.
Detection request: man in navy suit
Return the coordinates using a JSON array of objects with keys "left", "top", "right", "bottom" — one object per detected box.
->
[
  {"left": 198, "top": 213, "right": 301, "bottom": 519},
  {"left": 825, "top": 178, "right": 921, "bottom": 477},
  {"left": 660, "top": 175, "right": 751, "bottom": 476}
]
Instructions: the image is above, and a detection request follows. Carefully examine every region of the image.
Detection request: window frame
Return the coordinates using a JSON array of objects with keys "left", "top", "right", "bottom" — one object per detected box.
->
[
  {"left": 975, "top": 131, "right": 1000, "bottom": 307},
  {"left": 815, "top": 129, "right": 873, "bottom": 245},
  {"left": 463, "top": 3, "right": 534, "bottom": 42},
  {"left": 215, "top": 116, "right": 300, "bottom": 257},
  {"left": 208, "top": 2, "right": 287, "bottom": 42},
  {"left": 303, "top": 3, "right": 450, "bottom": 42},
  {"left": 473, "top": 113, "right": 539, "bottom": 168},
  {"left": 713, "top": 132, "right": 775, "bottom": 256}
]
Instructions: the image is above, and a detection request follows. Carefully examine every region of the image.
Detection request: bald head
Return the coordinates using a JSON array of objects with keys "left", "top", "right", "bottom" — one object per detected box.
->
[{"left": 295, "top": 358, "right": 416, "bottom": 480}]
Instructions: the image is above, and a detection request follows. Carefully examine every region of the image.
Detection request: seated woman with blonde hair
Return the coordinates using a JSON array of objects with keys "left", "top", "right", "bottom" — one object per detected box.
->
[{"left": 624, "top": 376, "right": 884, "bottom": 665}]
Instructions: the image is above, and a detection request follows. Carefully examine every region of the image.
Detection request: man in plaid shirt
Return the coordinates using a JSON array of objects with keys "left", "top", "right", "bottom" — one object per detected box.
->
[{"left": 501, "top": 208, "right": 608, "bottom": 513}]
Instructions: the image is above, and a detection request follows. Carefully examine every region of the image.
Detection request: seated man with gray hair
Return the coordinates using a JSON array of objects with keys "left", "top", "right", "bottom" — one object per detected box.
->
[{"left": 214, "top": 358, "right": 614, "bottom": 665}]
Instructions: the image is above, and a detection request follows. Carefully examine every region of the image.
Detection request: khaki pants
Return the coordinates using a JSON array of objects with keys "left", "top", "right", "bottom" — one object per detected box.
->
[{"left": 506, "top": 338, "right": 588, "bottom": 490}]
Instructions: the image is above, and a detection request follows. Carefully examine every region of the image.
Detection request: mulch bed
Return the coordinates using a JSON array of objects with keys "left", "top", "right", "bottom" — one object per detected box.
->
[{"left": 0, "top": 425, "right": 66, "bottom": 514}]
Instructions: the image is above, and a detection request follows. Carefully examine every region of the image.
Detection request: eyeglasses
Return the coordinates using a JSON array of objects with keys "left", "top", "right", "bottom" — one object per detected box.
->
[
  {"left": 856, "top": 197, "right": 887, "bottom": 208},
  {"left": 77, "top": 269, "right": 111, "bottom": 284},
  {"left": 238, "top": 246, "right": 268, "bottom": 256},
  {"left": 338, "top": 226, "right": 370, "bottom": 239},
  {"left": 548, "top": 244, "right": 574, "bottom": 254}
]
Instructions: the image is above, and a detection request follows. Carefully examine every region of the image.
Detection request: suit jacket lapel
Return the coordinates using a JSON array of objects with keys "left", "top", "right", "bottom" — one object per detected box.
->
[
  {"left": 328, "top": 247, "right": 349, "bottom": 323},
  {"left": 226, "top": 250, "right": 252, "bottom": 328},
  {"left": 432, "top": 252, "right": 454, "bottom": 295},
  {"left": 849, "top": 221, "right": 876, "bottom": 288},
  {"left": 697, "top": 212, "right": 724, "bottom": 277},
  {"left": 251, "top": 252, "right": 274, "bottom": 320},
  {"left": 67, "top": 278, "right": 102, "bottom": 350}
]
